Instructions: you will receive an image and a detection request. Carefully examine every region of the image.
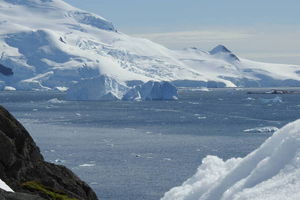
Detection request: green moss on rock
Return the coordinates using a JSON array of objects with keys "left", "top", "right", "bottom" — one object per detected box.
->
[{"left": 22, "top": 181, "right": 78, "bottom": 200}]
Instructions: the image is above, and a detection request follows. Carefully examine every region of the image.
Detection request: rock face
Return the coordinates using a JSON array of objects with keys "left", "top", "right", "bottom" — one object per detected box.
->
[
  {"left": 0, "top": 64, "right": 13, "bottom": 76},
  {"left": 209, "top": 45, "right": 240, "bottom": 62},
  {"left": 123, "top": 81, "right": 179, "bottom": 101},
  {"left": 0, "top": 189, "right": 45, "bottom": 200},
  {"left": 0, "top": 106, "right": 98, "bottom": 200}
]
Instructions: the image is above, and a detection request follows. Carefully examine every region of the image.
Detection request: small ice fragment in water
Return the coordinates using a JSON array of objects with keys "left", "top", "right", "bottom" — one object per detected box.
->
[
  {"left": 243, "top": 126, "right": 279, "bottom": 134},
  {"left": 246, "top": 97, "right": 255, "bottom": 101},
  {"left": 260, "top": 96, "right": 283, "bottom": 104},
  {"left": 79, "top": 163, "right": 96, "bottom": 167},
  {"left": 48, "top": 98, "right": 65, "bottom": 104}
]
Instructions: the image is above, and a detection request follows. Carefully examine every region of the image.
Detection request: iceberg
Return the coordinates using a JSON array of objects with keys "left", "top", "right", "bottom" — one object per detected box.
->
[
  {"left": 66, "top": 77, "right": 178, "bottom": 101},
  {"left": 123, "top": 81, "right": 178, "bottom": 101},
  {"left": 65, "top": 75, "right": 128, "bottom": 101},
  {"left": 162, "top": 119, "right": 300, "bottom": 200},
  {"left": 3, "top": 86, "right": 16, "bottom": 91}
]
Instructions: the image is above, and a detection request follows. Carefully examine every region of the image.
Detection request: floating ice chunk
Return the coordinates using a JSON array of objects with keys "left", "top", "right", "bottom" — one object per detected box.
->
[
  {"left": 79, "top": 163, "right": 96, "bottom": 167},
  {"left": 123, "top": 81, "right": 178, "bottom": 101},
  {"left": 55, "top": 86, "right": 68, "bottom": 92},
  {"left": 246, "top": 97, "right": 255, "bottom": 101},
  {"left": 48, "top": 98, "right": 65, "bottom": 104},
  {"left": 4, "top": 86, "right": 16, "bottom": 91},
  {"left": 260, "top": 96, "right": 283, "bottom": 104},
  {"left": 243, "top": 126, "right": 279, "bottom": 134},
  {"left": 66, "top": 75, "right": 128, "bottom": 101},
  {"left": 162, "top": 119, "right": 300, "bottom": 200}
]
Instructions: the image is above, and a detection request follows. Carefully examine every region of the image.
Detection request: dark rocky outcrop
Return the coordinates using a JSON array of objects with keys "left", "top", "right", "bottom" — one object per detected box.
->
[
  {"left": 0, "top": 106, "right": 98, "bottom": 200},
  {"left": 0, "top": 189, "right": 44, "bottom": 200},
  {"left": 0, "top": 64, "right": 13, "bottom": 76}
]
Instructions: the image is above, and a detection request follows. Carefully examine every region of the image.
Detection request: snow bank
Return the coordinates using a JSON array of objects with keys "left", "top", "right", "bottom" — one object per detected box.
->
[
  {"left": 162, "top": 119, "right": 300, "bottom": 200},
  {"left": 0, "top": 179, "right": 13, "bottom": 192},
  {"left": 65, "top": 75, "right": 128, "bottom": 101},
  {"left": 123, "top": 81, "right": 178, "bottom": 101}
]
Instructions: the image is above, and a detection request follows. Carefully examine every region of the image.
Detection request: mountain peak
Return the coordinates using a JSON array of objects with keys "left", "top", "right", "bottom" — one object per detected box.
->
[
  {"left": 209, "top": 45, "right": 240, "bottom": 62},
  {"left": 210, "top": 45, "right": 232, "bottom": 55},
  {"left": 1, "top": 0, "right": 116, "bottom": 32}
]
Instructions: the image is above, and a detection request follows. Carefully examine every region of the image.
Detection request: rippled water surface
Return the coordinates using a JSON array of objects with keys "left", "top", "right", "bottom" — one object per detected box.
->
[{"left": 1, "top": 88, "right": 300, "bottom": 200}]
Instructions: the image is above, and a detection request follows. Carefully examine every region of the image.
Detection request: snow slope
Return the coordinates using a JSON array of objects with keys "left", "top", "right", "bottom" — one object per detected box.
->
[
  {"left": 0, "top": 178, "right": 13, "bottom": 192},
  {"left": 162, "top": 119, "right": 300, "bottom": 200},
  {"left": 0, "top": 0, "right": 299, "bottom": 90}
]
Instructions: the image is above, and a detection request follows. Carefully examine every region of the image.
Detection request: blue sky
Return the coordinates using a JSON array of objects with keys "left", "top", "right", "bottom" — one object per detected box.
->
[{"left": 64, "top": 0, "right": 300, "bottom": 64}]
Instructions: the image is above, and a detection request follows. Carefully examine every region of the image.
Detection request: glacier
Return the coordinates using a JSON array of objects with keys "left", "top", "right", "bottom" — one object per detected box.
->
[
  {"left": 0, "top": 0, "right": 299, "bottom": 92},
  {"left": 162, "top": 119, "right": 300, "bottom": 200}
]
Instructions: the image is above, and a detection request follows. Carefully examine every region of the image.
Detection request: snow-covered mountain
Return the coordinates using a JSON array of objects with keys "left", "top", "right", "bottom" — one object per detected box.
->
[{"left": 0, "top": 0, "right": 299, "bottom": 91}]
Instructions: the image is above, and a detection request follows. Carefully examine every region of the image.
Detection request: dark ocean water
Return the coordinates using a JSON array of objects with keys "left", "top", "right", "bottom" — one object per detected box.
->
[{"left": 1, "top": 88, "right": 300, "bottom": 200}]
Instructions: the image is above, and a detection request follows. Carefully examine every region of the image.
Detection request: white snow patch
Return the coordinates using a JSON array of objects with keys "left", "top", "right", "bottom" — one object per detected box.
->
[
  {"left": 162, "top": 119, "right": 300, "bottom": 200},
  {"left": 0, "top": 178, "right": 14, "bottom": 192}
]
